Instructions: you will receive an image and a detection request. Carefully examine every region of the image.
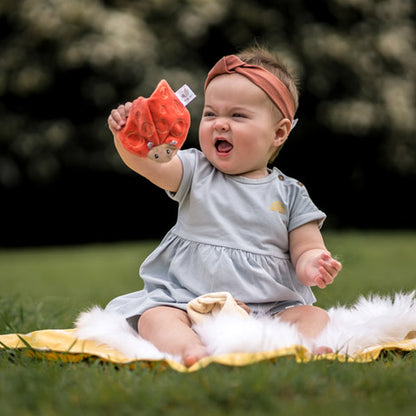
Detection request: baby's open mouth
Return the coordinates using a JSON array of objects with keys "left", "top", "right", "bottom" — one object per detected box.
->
[{"left": 215, "top": 139, "right": 233, "bottom": 154}]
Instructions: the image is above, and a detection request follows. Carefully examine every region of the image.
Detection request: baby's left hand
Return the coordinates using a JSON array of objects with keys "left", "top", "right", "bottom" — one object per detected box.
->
[{"left": 302, "top": 251, "right": 342, "bottom": 289}]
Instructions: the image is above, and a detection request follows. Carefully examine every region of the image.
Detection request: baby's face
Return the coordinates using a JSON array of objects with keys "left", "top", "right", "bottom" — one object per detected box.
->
[{"left": 199, "top": 74, "right": 285, "bottom": 179}]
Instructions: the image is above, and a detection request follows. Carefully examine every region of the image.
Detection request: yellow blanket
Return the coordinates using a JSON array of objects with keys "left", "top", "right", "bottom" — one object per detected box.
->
[{"left": 1, "top": 328, "right": 416, "bottom": 373}]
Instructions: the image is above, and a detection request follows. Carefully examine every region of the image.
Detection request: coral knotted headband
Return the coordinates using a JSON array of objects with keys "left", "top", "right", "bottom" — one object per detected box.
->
[{"left": 204, "top": 55, "right": 295, "bottom": 122}]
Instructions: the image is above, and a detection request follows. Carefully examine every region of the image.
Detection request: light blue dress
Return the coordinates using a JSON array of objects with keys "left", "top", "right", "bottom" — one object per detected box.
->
[{"left": 106, "top": 149, "right": 326, "bottom": 319}]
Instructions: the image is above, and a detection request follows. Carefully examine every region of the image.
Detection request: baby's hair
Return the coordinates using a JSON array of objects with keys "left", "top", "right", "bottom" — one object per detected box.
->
[
  {"left": 237, "top": 45, "right": 299, "bottom": 112},
  {"left": 237, "top": 46, "right": 299, "bottom": 162}
]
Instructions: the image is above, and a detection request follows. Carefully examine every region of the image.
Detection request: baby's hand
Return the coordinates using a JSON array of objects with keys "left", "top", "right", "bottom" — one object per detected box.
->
[
  {"left": 108, "top": 102, "right": 132, "bottom": 135},
  {"left": 302, "top": 251, "right": 342, "bottom": 289}
]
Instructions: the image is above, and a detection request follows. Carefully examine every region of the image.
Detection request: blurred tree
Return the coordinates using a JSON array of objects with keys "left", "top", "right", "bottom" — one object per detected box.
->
[
  {"left": 1, "top": 0, "right": 415, "bottom": 186},
  {"left": 0, "top": 0, "right": 218, "bottom": 187},
  {"left": 1, "top": 0, "right": 156, "bottom": 186},
  {"left": 301, "top": 0, "right": 416, "bottom": 174},
  {"left": 0, "top": 0, "right": 415, "bottom": 244}
]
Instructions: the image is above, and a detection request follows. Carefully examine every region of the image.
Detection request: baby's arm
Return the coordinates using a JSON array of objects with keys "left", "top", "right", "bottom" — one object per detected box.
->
[
  {"left": 108, "top": 103, "right": 183, "bottom": 193},
  {"left": 289, "top": 222, "right": 342, "bottom": 289}
]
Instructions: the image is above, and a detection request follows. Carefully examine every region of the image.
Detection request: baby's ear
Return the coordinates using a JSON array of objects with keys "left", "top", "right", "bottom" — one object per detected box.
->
[{"left": 274, "top": 118, "right": 292, "bottom": 147}]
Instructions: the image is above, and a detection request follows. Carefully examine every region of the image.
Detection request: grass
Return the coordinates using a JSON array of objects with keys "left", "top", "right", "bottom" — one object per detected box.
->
[{"left": 1, "top": 231, "right": 416, "bottom": 415}]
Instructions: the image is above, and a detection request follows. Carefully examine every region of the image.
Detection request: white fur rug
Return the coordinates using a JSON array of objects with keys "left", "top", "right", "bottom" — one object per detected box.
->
[{"left": 75, "top": 292, "right": 416, "bottom": 364}]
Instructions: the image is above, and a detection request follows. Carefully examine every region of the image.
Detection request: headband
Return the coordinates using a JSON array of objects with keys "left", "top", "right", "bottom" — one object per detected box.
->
[{"left": 204, "top": 55, "right": 295, "bottom": 122}]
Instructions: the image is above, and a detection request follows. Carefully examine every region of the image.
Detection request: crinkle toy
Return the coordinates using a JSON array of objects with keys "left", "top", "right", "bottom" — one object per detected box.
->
[{"left": 118, "top": 80, "right": 192, "bottom": 163}]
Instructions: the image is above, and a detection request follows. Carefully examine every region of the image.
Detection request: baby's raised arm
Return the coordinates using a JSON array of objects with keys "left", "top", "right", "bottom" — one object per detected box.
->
[
  {"left": 108, "top": 103, "right": 183, "bottom": 193},
  {"left": 289, "top": 222, "right": 342, "bottom": 289}
]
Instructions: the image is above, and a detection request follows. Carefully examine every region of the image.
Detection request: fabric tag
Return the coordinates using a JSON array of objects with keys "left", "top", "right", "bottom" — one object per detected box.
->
[{"left": 175, "top": 84, "right": 197, "bottom": 107}]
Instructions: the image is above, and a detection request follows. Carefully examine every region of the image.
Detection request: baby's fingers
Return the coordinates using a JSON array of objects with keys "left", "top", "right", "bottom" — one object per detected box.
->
[
  {"left": 314, "top": 275, "right": 327, "bottom": 289},
  {"left": 316, "top": 267, "right": 335, "bottom": 289},
  {"left": 108, "top": 113, "right": 120, "bottom": 133},
  {"left": 319, "top": 254, "right": 342, "bottom": 276},
  {"left": 121, "top": 101, "right": 132, "bottom": 119},
  {"left": 108, "top": 102, "right": 132, "bottom": 132}
]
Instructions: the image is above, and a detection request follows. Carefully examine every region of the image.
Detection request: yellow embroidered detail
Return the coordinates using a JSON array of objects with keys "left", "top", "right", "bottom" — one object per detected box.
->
[{"left": 269, "top": 201, "right": 285, "bottom": 214}]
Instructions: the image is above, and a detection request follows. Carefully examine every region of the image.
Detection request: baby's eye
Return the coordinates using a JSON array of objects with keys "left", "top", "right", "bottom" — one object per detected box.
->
[
  {"left": 203, "top": 111, "right": 215, "bottom": 118},
  {"left": 232, "top": 113, "right": 246, "bottom": 118}
]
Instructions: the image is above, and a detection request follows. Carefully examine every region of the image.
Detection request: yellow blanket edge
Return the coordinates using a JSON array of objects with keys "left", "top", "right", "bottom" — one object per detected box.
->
[{"left": 1, "top": 328, "right": 416, "bottom": 373}]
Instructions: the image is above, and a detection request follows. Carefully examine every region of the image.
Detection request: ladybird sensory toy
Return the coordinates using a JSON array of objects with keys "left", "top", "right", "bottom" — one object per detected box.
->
[{"left": 118, "top": 80, "right": 195, "bottom": 163}]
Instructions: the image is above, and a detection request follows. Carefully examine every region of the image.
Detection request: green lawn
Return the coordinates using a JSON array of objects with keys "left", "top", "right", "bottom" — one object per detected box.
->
[{"left": 1, "top": 232, "right": 416, "bottom": 415}]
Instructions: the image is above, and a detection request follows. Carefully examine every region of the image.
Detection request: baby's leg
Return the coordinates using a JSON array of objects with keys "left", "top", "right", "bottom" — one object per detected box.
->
[
  {"left": 277, "top": 305, "right": 332, "bottom": 354},
  {"left": 138, "top": 306, "right": 209, "bottom": 366}
]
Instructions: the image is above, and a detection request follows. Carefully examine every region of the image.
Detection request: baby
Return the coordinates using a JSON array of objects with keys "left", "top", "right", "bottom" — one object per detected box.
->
[{"left": 107, "top": 46, "right": 342, "bottom": 366}]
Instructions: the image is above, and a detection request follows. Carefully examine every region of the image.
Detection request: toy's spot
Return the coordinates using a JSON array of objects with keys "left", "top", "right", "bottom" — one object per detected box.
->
[
  {"left": 159, "top": 105, "right": 167, "bottom": 115},
  {"left": 156, "top": 118, "right": 169, "bottom": 134},
  {"left": 173, "top": 99, "right": 185, "bottom": 115},
  {"left": 170, "top": 119, "right": 187, "bottom": 137},
  {"left": 159, "top": 86, "right": 170, "bottom": 100},
  {"left": 134, "top": 110, "right": 141, "bottom": 120},
  {"left": 126, "top": 131, "right": 140, "bottom": 145},
  {"left": 270, "top": 201, "right": 285, "bottom": 214},
  {"left": 141, "top": 121, "right": 155, "bottom": 138}
]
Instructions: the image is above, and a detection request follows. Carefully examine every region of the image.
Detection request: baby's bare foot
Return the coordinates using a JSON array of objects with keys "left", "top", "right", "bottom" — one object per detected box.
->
[
  {"left": 313, "top": 345, "right": 333, "bottom": 355},
  {"left": 183, "top": 345, "right": 209, "bottom": 367}
]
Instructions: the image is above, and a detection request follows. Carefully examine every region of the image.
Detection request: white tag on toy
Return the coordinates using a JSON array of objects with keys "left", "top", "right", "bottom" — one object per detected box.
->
[{"left": 175, "top": 84, "right": 196, "bottom": 107}]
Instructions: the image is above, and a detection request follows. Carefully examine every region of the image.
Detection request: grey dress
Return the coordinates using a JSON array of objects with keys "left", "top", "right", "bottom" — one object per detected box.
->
[{"left": 105, "top": 149, "right": 326, "bottom": 319}]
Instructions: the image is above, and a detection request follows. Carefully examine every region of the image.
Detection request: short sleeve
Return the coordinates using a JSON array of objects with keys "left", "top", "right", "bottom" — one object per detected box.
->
[
  {"left": 165, "top": 149, "right": 197, "bottom": 204},
  {"left": 287, "top": 182, "right": 326, "bottom": 232}
]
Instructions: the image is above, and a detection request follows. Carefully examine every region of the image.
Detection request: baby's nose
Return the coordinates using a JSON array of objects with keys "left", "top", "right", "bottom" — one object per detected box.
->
[{"left": 214, "top": 117, "right": 230, "bottom": 131}]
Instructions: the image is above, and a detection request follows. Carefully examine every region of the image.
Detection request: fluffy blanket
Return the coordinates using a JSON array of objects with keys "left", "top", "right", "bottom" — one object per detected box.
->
[
  {"left": 73, "top": 292, "right": 416, "bottom": 367},
  {"left": 2, "top": 292, "right": 416, "bottom": 372}
]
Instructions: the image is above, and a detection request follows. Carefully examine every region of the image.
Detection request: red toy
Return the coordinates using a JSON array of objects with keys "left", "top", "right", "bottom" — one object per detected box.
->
[{"left": 118, "top": 80, "right": 191, "bottom": 163}]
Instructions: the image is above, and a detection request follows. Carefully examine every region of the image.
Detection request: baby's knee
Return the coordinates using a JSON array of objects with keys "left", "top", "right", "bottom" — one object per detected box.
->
[
  {"left": 303, "top": 305, "right": 328, "bottom": 315},
  {"left": 138, "top": 308, "right": 156, "bottom": 335},
  {"left": 300, "top": 305, "right": 329, "bottom": 322},
  {"left": 138, "top": 306, "right": 190, "bottom": 333},
  {"left": 280, "top": 305, "right": 329, "bottom": 323}
]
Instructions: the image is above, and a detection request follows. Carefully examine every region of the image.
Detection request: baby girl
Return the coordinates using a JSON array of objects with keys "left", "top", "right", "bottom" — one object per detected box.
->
[{"left": 106, "top": 46, "right": 342, "bottom": 366}]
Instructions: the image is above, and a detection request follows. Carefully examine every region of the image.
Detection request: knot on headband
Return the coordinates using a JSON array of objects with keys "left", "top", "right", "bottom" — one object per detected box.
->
[{"left": 204, "top": 55, "right": 295, "bottom": 122}]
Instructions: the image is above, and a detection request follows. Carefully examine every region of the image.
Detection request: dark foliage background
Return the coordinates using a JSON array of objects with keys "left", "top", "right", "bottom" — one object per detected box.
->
[{"left": 1, "top": 0, "right": 415, "bottom": 246}]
